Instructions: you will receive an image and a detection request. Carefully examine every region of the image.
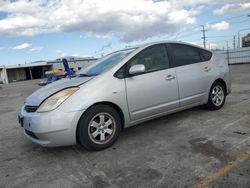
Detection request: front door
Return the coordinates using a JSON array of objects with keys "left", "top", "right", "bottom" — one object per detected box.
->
[{"left": 125, "top": 44, "right": 179, "bottom": 121}]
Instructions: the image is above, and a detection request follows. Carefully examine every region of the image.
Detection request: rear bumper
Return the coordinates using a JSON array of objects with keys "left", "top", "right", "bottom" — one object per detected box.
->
[{"left": 19, "top": 106, "right": 84, "bottom": 147}]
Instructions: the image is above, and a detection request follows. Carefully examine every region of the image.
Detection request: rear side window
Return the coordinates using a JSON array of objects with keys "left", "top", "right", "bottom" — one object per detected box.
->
[
  {"left": 200, "top": 49, "right": 212, "bottom": 61},
  {"left": 170, "top": 44, "right": 202, "bottom": 67},
  {"left": 129, "top": 44, "right": 170, "bottom": 74}
]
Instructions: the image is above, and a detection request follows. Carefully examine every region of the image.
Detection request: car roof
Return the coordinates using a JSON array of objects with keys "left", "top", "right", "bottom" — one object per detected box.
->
[
  {"left": 116, "top": 40, "right": 212, "bottom": 53},
  {"left": 139, "top": 41, "right": 212, "bottom": 52},
  {"left": 106, "top": 40, "right": 212, "bottom": 57}
]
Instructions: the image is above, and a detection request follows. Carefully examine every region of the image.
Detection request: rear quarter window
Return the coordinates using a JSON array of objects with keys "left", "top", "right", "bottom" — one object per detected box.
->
[{"left": 200, "top": 49, "right": 212, "bottom": 61}]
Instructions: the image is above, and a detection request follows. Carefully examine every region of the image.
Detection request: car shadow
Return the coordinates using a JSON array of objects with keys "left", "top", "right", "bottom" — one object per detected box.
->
[{"left": 26, "top": 105, "right": 207, "bottom": 154}]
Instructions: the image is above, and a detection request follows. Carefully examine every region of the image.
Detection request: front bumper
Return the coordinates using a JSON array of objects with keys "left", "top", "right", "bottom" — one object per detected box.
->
[{"left": 19, "top": 106, "right": 84, "bottom": 147}]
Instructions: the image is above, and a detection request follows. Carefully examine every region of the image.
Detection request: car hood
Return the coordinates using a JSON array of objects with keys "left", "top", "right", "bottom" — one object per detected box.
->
[{"left": 25, "top": 77, "right": 92, "bottom": 106}]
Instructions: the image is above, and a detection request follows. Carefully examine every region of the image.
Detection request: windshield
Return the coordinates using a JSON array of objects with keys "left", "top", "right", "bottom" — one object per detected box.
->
[{"left": 78, "top": 48, "right": 135, "bottom": 77}]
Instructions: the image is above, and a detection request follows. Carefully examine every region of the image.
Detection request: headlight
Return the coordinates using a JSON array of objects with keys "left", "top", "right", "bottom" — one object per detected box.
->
[{"left": 37, "top": 87, "right": 79, "bottom": 112}]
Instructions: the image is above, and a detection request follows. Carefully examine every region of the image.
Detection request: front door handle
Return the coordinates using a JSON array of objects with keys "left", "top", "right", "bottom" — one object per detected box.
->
[
  {"left": 204, "top": 67, "right": 211, "bottom": 72},
  {"left": 165, "top": 75, "right": 175, "bottom": 81}
]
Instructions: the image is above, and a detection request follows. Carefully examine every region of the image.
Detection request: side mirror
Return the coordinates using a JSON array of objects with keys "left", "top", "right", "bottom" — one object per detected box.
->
[{"left": 129, "top": 64, "right": 145, "bottom": 75}]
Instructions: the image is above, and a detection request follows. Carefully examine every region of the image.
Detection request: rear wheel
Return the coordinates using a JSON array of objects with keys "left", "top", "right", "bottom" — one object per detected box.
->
[
  {"left": 77, "top": 104, "right": 121, "bottom": 151},
  {"left": 206, "top": 81, "right": 226, "bottom": 110}
]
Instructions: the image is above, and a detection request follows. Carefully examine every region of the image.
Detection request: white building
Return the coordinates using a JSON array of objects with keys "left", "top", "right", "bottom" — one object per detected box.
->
[
  {"left": 48, "top": 56, "right": 97, "bottom": 71},
  {"left": 0, "top": 57, "right": 97, "bottom": 84}
]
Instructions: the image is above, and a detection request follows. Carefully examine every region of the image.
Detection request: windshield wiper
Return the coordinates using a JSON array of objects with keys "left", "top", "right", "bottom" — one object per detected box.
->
[
  {"left": 78, "top": 74, "right": 92, "bottom": 77},
  {"left": 78, "top": 73, "right": 98, "bottom": 77}
]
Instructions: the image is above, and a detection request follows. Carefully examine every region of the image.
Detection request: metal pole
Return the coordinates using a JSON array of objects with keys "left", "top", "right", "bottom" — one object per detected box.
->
[
  {"left": 227, "top": 43, "right": 229, "bottom": 65},
  {"left": 233, "top": 36, "right": 236, "bottom": 49},
  {"left": 201, "top": 25, "right": 207, "bottom": 48},
  {"left": 238, "top": 31, "right": 240, "bottom": 48}
]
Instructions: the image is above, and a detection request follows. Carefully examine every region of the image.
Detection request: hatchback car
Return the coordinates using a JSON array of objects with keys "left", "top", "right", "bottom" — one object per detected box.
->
[{"left": 19, "top": 41, "right": 231, "bottom": 150}]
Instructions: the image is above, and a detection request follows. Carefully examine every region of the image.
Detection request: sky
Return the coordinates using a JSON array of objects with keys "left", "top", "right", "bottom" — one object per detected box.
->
[{"left": 0, "top": 0, "right": 250, "bottom": 65}]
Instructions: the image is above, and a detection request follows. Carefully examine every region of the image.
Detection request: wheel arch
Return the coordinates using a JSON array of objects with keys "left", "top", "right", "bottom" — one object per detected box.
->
[
  {"left": 76, "top": 101, "right": 125, "bottom": 144},
  {"left": 94, "top": 102, "right": 125, "bottom": 129},
  {"left": 213, "top": 78, "right": 227, "bottom": 95}
]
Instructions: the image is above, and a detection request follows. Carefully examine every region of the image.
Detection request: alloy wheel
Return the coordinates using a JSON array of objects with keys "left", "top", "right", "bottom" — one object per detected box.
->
[
  {"left": 211, "top": 85, "right": 224, "bottom": 107},
  {"left": 88, "top": 112, "right": 116, "bottom": 145}
]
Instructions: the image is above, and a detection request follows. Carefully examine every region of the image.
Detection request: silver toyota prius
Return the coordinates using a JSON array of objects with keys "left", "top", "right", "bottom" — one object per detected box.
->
[{"left": 19, "top": 41, "right": 231, "bottom": 150}]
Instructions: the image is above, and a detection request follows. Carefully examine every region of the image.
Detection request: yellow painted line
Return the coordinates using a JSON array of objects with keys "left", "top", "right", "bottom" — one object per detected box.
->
[{"left": 193, "top": 150, "right": 250, "bottom": 188}]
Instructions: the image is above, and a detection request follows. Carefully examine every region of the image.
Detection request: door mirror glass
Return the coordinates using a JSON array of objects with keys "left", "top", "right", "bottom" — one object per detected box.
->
[{"left": 129, "top": 64, "right": 146, "bottom": 75}]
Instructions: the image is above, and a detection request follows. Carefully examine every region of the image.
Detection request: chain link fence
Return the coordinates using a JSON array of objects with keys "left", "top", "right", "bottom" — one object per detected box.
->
[{"left": 216, "top": 47, "right": 250, "bottom": 65}]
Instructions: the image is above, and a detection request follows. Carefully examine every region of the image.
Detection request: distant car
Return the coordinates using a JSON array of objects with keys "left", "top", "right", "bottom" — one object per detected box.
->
[{"left": 19, "top": 41, "right": 231, "bottom": 151}]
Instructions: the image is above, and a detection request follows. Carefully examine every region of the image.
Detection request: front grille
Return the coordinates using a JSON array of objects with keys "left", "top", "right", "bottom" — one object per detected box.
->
[
  {"left": 25, "top": 106, "right": 38, "bottom": 113},
  {"left": 25, "top": 130, "right": 39, "bottom": 140}
]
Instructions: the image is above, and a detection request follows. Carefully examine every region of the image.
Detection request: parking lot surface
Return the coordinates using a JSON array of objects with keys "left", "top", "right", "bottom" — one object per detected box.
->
[{"left": 0, "top": 64, "right": 250, "bottom": 188}]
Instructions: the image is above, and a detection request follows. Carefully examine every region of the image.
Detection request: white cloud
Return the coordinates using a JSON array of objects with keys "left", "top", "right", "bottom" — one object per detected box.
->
[
  {"left": 0, "top": 0, "right": 248, "bottom": 42},
  {"left": 214, "top": 3, "right": 250, "bottom": 15},
  {"left": 210, "top": 21, "right": 230, "bottom": 31},
  {"left": 209, "top": 43, "right": 218, "bottom": 49},
  {"left": 56, "top": 49, "right": 62, "bottom": 54},
  {"left": 11, "top": 43, "right": 43, "bottom": 52},
  {"left": 56, "top": 49, "right": 67, "bottom": 57},
  {"left": 29, "top": 46, "right": 43, "bottom": 52},
  {"left": 0, "top": 0, "right": 203, "bottom": 42},
  {"left": 12, "top": 43, "right": 32, "bottom": 50},
  {"left": 168, "top": 9, "right": 196, "bottom": 25},
  {"left": 60, "top": 53, "right": 66, "bottom": 57}
]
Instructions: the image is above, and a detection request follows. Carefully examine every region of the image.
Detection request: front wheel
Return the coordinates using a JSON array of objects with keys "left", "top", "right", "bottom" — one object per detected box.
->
[
  {"left": 77, "top": 104, "right": 121, "bottom": 151},
  {"left": 206, "top": 81, "right": 226, "bottom": 110}
]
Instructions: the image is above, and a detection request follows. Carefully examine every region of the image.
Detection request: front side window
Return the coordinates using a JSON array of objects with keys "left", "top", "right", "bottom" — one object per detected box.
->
[
  {"left": 128, "top": 44, "right": 170, "bottom": 74},
  {"left": 170, "top": 44, "right": 202, "bottom": 67}
]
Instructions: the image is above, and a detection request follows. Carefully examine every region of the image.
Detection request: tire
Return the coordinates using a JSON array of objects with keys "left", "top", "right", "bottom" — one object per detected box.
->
[
  {"left": 206, "top": 81, "right": 226, "bottom": 110},
  {"left": 77, "top": 104, "right": 121, "bottom": 151}
]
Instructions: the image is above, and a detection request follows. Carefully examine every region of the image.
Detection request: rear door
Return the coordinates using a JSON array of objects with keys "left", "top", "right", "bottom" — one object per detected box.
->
[
  {"left": 168, "top": 43, "right": 212, "bottom": 106},
  {"left": 124, "top": 44, "right": 179, "bottom": 121}
]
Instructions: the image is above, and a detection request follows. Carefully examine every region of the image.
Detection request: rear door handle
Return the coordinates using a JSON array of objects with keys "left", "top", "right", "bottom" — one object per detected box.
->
[
  {"left": 204, "top": 67, "right": 211, "bottom": 72},
  {"left": 165, "top": 75, "right": 175, "bottom": 81}
]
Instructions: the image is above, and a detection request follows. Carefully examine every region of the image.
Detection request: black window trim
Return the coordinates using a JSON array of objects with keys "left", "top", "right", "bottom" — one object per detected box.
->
[{"left": 114, "top": 44, "right": 171, "bottom": 79}]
